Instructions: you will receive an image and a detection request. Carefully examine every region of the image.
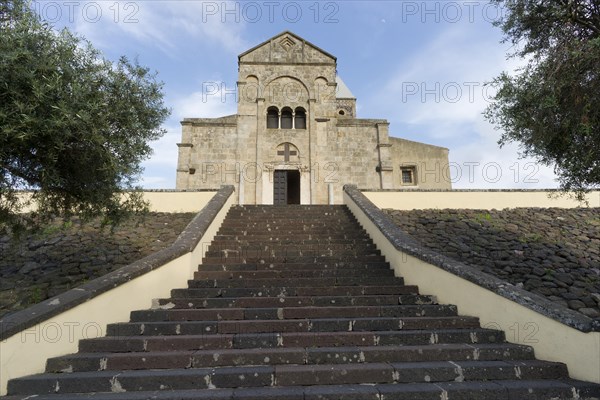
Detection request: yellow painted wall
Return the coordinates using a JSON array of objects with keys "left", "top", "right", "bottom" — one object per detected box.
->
[
  {"left": 344, "top": 191, "right": 600, "bottom": 384},
  {"left": 365, "top": 190, "right": 600, "bottom": 210},
  {"left": 142, "top": 191, "right": 219, "bottom": 212},
  {"left": 15, "top": 191, "right": 219, "bottom": 214},
  {"left": 0, "top": 190, "right": 234, "bottom": 395}
]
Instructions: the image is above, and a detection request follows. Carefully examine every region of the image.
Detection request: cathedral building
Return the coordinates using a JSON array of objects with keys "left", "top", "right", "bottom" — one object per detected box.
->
[{"left": 176, "top": 31, "right": 451, "bottom": 204}]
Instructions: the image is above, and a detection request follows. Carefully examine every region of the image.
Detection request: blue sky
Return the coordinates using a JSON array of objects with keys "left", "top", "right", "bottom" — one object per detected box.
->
[{"left": 37, "top": 0, "right": 559, "bottom": 189}]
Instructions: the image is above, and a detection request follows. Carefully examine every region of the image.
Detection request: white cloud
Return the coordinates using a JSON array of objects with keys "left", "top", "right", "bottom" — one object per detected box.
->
[
  {"left": 380, "top": 24, "right": 510, "bottom": 129},
  {"left": 138, "top": 84, "right": 238, "bottom": 189},
  {"left": 137, "top": 125, "right": 180, "bottom": 189},
  {"left": 449, "top": 115, "right": 558, "bottom": 189},
  {"left": 173, "top": 85, "right": 238, "bottom": 120},
  {"left": 137, "top": 175, "right": 170, "bottom": 189},
  {"left": 370, "top": 21, "right": 559, "bottom": 189},
  {"left": 71, "top": 1, "right": 247, "bottom": 58},
  {"left": 144, "top": 125, "right": 181, "bottom": 167}
]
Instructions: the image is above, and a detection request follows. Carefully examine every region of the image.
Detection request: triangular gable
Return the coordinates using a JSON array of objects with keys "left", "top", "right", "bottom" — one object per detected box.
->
[{"left": 239, "top": 31, "right": 336, "bottom": 64}]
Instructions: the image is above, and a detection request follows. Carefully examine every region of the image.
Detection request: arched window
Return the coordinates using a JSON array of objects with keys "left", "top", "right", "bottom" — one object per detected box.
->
[
  {"left": 267, "top": 107, "right": 279, "bottom": 129},
  {"left": 281, "top": 107, "right": 293, "bottom": 129},
  {"left": 295, "top": 107, "right": 306, "bottom": 129}
]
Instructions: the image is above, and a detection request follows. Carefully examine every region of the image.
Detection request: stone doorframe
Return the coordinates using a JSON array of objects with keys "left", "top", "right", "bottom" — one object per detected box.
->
[{"left": 261, "top": 163, "right": 311, "bottom": 205}]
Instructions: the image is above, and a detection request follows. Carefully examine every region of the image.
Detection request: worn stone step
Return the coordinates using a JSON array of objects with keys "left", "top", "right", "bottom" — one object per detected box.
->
[
  {"left": 193, "top": 268, "right": 395, "bottom": 280},
  {"left": 130, "top": 305, "right": 457, "bottom": 322},
  {"left": 79, "top": 328, "right": 508, "bottom": 353},
  {"left": 218, "top": 221, "right": 360, "bottom": 228},
  {"left": 211, "top": 233, "right": 371, "bottom": 241},
  {"left": 203, "top": 250, "right": 381, "bottom": 260},
  {"left": 170, "top": 285, "right": 421, "bottom": 299},
  {"left": 5, "top": 380, "right": 600, "bottom": 400},
  {"left": 205, "top": 243, "right": 379, "bottom": 254},
  {"left": 219, "top": 220, "right": 359, "bottom": 224},
  {"left": 202, "top": 250, "right": 385, "bottom": 264},
  {"left": 197, "top": 261, "right": 391, "bottom": 271},
  {"left": 211, "top": 237, "right": 372, "bottom": 245},
  {"left": 47, "top": 343, "right": 535, "bottom": 373},
  {"left": 221, "top": 213, "right": 354, "bottom": 218},
  {"left": 8, "top": 360, "right": 570, "bottom": 395},
  {"left": 186, "top": 276, "right": 405, "bottom": 289},
  {"left": 105, "top": 316, "right": 481, "bottom": 336},
  {"left": 215, "top": 228, "right": 364, "bottom": 235},
  {"left": 228, "top": 205, "right": 349, "bottom": 213},
  {"left": 212, "top": 237, "right": 372, "bottom": 246},
  {"left": 222, "top": 222, "right": 360, "bottom": 227},
  {"left": 154, "top": 294, "right": 437, "bottom": 309},
  {"left": 201, "top": 254, "right": 387, "bottom": 265}
]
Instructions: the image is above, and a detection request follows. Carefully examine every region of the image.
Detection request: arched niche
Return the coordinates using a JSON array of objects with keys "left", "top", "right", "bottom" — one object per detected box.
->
[{"left": 264, "top": 76, "right": 309, "bottom": 106}]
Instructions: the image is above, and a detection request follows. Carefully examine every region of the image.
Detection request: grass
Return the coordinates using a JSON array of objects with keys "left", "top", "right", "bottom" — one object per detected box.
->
[{"left": 519, "top": 232, "right": 543, "bottom": 243}]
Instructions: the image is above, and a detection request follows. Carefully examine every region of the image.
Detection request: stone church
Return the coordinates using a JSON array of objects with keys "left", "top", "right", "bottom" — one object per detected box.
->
[{"left": 176, "top": 31, "right": 451, "bottom": 205}]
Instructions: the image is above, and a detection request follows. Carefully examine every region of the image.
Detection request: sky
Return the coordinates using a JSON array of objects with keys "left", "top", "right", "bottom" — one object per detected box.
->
[{"left": 36, "top": 0, "right": 560, "bottom": 190}]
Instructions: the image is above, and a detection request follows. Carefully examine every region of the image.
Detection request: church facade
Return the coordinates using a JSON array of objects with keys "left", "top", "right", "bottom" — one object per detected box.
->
[{"left": 176, "top": 31, "right": 451, "bottom": 205}]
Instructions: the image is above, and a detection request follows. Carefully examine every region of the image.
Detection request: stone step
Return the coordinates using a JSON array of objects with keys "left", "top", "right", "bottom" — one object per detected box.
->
[
  {"left": 210, "top": 239, "right": 373, "bottom": 247},
  {"left": 197, "top": 261, "right": 391, "bottom": 271},
  {"left": 186, "top": 276, "right": 405, "bottom": 289},
  {"left": 218, "top": 218, "right": 359, "bottom": 225},
  {"left": 206, "top": 242, "right": 378, "bottom": 252},
  {"left": 6, "top": 380, "right": 600, "bottom": 400},
  {"left": 203, "top": 249, "right": 382, "bottom": 259},
  {"left": 8, "top": 360, "right": 570, "bottom": 395},
  {"left": 216, "top": 226, "right": 363, "bottom": 233},
  {"left": 78, "top": 329, "right": 508, "bottom": 353},
  {"left": 201, "top": 255, "right": 387, "bottom": 265},
  {"left": 105, "top": 316, "right": 481, "bottom": 336},
  {"left": 129, "top": 305, "right": 458, "bottom": 322},
  {"left": 46, "top": 343, "right": 535, "bottom": 373},
  {"left": 213, "top": 235, "right": 372, "bottom": 242},
  {"left": 213, "top": 233, "right": 371, "bottom": 240},
  {"left": 154, "top": 294, "right": 437, "bottom": 309},
  {"left": 5, "top": 380, "right": 600, "bottom": 400},
  {"left": 212, "top": 233, "right": 371, "bottom": 241},
  {"left": 193, "top": 268, "right": 395, "bottom": 280},
  {"left": 215, "top": 231, "right": 367, "bottom": 238},
  {"left": 170, "top": 285, "right": 421, "bottom": 299},
  {"left": 224, "top": 209, "right": 352, "bottom": 215},
  {"left": 228, "top": 205, "right": 348, "bottom": 211}
]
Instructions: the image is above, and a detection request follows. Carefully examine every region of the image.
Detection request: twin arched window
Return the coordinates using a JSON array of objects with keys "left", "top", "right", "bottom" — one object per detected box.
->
[
  {"left": 267, "top": 107, "right": 279, "bottom": 128},
  {"left": 267, "top": 106, "right": 306, "bottom": 129}
]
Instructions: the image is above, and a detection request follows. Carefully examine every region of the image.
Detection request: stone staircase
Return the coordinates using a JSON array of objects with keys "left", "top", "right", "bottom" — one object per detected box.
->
[{"left": 4, "top": 205, "right": 600, "bottom": 399}]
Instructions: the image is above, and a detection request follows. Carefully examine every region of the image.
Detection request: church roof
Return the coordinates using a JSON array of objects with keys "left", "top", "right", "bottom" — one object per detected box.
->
[
  {"left": 336, "top": 76, "right": 355, "bottom": 99},
  {"left": 238, "top": 31, "right": 337, "bottom": 63}
]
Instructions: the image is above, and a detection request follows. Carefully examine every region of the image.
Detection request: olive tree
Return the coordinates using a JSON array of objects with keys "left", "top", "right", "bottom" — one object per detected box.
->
[
  {"left": 0, "top": 0, "right": 170, "bottom": 233},
  {"left": 485, "top": 0, "right": 600, "bottom": 199}
]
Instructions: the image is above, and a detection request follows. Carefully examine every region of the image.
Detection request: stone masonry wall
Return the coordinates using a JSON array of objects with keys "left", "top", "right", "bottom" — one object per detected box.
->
[
  {"left": 384, "top": 208, "right": 600, "bottom": 319},
  {"left": 0, "top": 213, "right": 195, "bottom": 318}
]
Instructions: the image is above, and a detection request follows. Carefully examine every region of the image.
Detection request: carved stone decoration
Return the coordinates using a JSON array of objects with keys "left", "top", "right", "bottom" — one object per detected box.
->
[{"left": 279, "top": 36, "right": 296, "bottom": 52}]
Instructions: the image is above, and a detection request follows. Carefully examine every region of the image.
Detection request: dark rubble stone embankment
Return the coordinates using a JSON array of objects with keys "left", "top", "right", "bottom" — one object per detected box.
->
[
  {"left": 383, "top": 208, "right": 600, "bottom": 319},
  {"left": 0, "top": 213, "right": 196, "bottom": 318}
]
